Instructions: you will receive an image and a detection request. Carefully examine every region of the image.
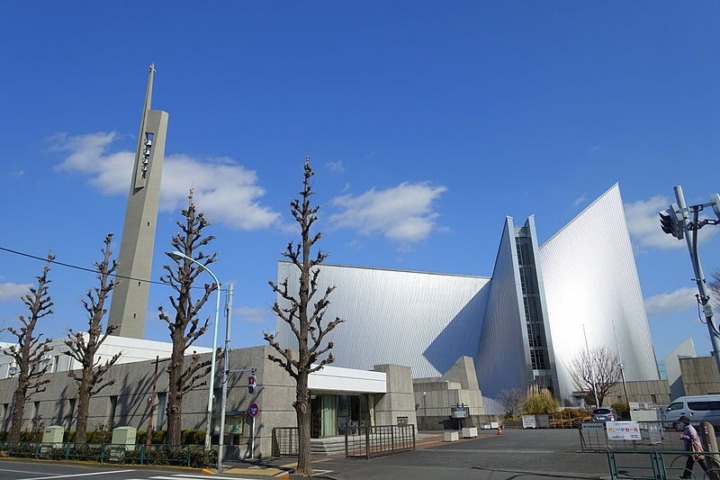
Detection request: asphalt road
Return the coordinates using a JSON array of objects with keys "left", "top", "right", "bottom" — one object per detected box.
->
[
  {"left": 0, "top": 428, "right": 694, "bottom": 480},
  {"left": 311, "top": 428, "right": 613, "bottom": 480}
]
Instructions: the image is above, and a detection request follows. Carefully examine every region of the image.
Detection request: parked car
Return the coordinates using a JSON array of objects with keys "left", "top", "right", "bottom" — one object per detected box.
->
[
  {"left": 661, "top": 395, "right": 720, "bottom": 428},
  {"left": 591, "top": 407, "right": 619, "bottom": 422}
]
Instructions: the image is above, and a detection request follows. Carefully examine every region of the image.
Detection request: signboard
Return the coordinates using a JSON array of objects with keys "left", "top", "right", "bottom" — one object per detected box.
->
[
  {"left": 605, "top": 421, "right": 641, "bottom": 441},
  {"left": 451, "top": 406, "right": 468, "bottom": 419},
  {"left": 580, "top": 422, "right": 605, "bottom": 432},
  {"left": 522, "top": 415, "right": 537, "bottom": 429},
  {"left": 647, "top": 422, "right": 663, "bottom": 444},
  {"left": 248, "top": 403, "right": 259, "bottom": 418}
]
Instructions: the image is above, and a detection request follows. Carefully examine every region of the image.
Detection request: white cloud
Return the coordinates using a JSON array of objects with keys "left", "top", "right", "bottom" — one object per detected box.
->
[
  {"left": 51, "top": 132, "right": 280, "bottom": 230},
  {"left": 328, "top": 182, "right": 447, "bottom": 245},
  {"left": 572, "top": 194, "right": 587, "bottom": 207},
  {"left": 0, "top": 282, "right": 30, "bottom": 302},
  {"left": 235, "top": 306, "right": 268, "bottom": 324},
  {"left": 623, "top": 195, "right": 719, "bottom": 251},
  {"left": 645, "top": 287, "right": 699, "bottom": 316},
  {"left": 325, "top": 160, "right": 345, "bottom": 173}
]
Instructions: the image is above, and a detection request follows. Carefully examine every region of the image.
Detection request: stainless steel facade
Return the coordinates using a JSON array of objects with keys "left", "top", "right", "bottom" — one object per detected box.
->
[
  {"left": 274, "top": 184, "right": 660, "bottom": 404},
  {"left": 538, "top": 184, "right": 659, "bottom": 402},
  {"left": 275, "top": 264, "right": 490, "bottom": 379}
]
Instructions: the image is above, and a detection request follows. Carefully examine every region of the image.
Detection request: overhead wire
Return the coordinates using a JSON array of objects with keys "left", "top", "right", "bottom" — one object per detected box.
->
[{"left": 0, "top": 245, "right": 225, "bottom": 291}]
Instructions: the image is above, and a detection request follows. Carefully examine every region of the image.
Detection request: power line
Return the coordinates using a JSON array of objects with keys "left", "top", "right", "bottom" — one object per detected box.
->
[
  {"left": 1, "top": 245, "right": 172, "bottom": 288},
  {"left": 0, "top": 245, "right": 228, "bottom": 292}
]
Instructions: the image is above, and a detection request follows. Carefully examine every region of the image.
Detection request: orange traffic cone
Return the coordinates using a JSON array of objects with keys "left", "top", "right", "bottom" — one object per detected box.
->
[{"left": 497, "top": 423, "right": 503, "bottom": 436}]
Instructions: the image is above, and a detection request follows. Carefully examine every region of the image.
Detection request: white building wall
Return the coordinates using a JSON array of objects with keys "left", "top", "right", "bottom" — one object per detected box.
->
[
  {"left": 273, "top": 184, "right": 660, "bottom": 406},
  {"left": 275, "top": 263, "right": 489, "bottom": 378},
  {"left": 538, "top": 184, "right": 660, "bottom": 402},
  {"left": 0, "top": 336, "right": 211, "bottom": 378},
  {"left": 309, "top": 365, "right": 387, "bottom": 393},
  {"left": 475, "top": 217, "right": 532, "bottom": 399}
]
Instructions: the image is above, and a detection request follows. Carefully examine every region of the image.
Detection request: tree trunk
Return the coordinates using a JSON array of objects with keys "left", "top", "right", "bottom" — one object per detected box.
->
[
  {"left": 167, "top": 397, "right": 182, "bottom": 446},
  {"left": 295, "top": 371, "right": 312, "bottom": 476},
  {"left": 74, "top": 382, "right": 91, "bottom": 445},
  {"left": 166, "top": 352, "right": 184, "bottom": 446},
  {"left": 10, "top": 384, "right": 26, "bottom": 442}
]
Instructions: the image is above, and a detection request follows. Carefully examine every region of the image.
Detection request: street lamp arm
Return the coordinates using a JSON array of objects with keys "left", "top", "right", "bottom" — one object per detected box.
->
[
  {"left": 166, "top": 250, "right": 222, "bottom": 452},
  {"left": 168, "top": 251, "right": 220, "bottom": 286}
]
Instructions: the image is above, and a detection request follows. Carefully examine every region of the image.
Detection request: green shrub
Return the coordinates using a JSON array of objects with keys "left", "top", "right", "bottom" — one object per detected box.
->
[
  {"left": 87, "top": 427, "right": 112, "bottom": 444},
  {"left": 521, "top": 385, "right": 559, "bottom": 414},
  {"left": 152, "top": 430, "right": 167, "bottom": 444},
  {"left": 181, "top": 429, "right": 204, "bottom": 445},
  {"left": 611, "top": 402, "right": 629, "bottom": 420}
]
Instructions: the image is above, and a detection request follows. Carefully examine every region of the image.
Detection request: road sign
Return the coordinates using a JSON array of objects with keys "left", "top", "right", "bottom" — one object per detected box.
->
[{"left": 248, "top": 403, "right": 259, "bottom": 417}]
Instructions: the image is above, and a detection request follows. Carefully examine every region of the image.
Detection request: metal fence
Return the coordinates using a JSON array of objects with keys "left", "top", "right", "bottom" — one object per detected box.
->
[
  {"left": 271, "top": 427, "right": 299, "bottom": 456},
  {"left": 345, "top": 424, "right": 416, "bottom": 459},
  {"left": 607, "top": 450, "right": 720, "bottom": 480},
  {"left": 578, "top": 421, "right": 720, "bottom": 479},
  {"left": 271, "top": 424, "right": 416, "bottom": 459},
  {"left": 579, "top": 421, "right": 690, "bottom": 453}
]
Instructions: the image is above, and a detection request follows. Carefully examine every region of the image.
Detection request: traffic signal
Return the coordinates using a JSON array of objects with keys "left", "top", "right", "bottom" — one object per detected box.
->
[
  {"left": 248, "top": 370, "right": 257, "bottom": 394},
  {"left": 659, "top": 204, "right": 684, "bottom": 240}
]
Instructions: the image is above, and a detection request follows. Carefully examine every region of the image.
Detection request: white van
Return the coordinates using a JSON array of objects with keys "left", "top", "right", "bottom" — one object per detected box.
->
[{"left": 662, "top": 395, "right": 720, "bottom": 427}]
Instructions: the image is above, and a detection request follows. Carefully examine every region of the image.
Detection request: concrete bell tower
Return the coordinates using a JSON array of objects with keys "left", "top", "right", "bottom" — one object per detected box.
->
[{"left": 108, "top": 64, "right": 169, "bottom": 338}]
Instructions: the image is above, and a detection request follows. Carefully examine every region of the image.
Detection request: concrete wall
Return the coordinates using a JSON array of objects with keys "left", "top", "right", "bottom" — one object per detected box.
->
[
  {"left": 372, "top": 364, "right": 416, "bottom": 427},
  {"left": 412, "top": 357, "right": 485, "bottom": 431},
  {"left": 679, "top": 356, "right": 720, "bottom": 396},
  {"left": 0, "top": 345, "right": 414, "bottom": 458},
  {"left": 605, "top": 380, "right": 671, "bottom": 406}
]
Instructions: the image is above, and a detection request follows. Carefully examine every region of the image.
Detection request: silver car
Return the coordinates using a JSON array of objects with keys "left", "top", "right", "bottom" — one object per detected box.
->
[{"left": 591, "top": 407, "right": 618, "bottom": 422}]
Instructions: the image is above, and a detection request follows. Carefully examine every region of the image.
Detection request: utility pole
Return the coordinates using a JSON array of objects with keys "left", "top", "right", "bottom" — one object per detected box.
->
[
  {"left": 659, "top": 186, "right": 720, "bottom": 377},
  {"left": 218, "top": 283, "right": 233, "bottom": 471}
]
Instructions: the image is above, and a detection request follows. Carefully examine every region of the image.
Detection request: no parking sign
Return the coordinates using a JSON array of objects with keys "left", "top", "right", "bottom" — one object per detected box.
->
[{"left": 248, "top": 403, "right": 259, "bottom": 417}]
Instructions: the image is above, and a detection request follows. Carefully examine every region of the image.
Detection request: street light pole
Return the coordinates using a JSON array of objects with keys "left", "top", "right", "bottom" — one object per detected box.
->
[
  {"left": 218, "top": 282, "right": 233, "bottom": 471},
  {"left": 168, "top": 250, "right": 221, "bottom": 452}
]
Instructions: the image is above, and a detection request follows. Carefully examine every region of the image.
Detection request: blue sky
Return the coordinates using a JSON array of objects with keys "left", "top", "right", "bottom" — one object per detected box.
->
[{"left": 1, "top": 2, "right": 719, "bottom": 365}]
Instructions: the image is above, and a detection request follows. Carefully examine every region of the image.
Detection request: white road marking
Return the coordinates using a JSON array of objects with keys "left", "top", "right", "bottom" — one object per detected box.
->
[
  {"left": 22, "top": 471, "right": 137, "bottom": 480},
  {"left": 171, "top": 476, "right": 259, "bottom": 479},
  {"left": 149, "top": 477, "right": 259, "bottom": 480}
]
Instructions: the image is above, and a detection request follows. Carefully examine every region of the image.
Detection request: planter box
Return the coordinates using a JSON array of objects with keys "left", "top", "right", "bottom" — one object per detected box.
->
[{"left": 444, "top": 431, "right": 459, "bottom": 442}]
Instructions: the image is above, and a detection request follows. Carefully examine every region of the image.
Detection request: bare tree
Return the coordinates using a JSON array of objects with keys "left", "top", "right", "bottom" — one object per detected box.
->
[
  {"left": 497, "top": 387, "right": 525, "bottom": 418},
  {"left": 159, "top": 191, "right": 217, "bottom": 447},
  {"left": 264, "top": 158, "right": 344, "bottom": 476},
  {"left": 64, "top": 234, "right": 122, "bottom": 445},
  {"left": 5, "top": 254, "right": 54, "bottom": 442},
  {"left": 570, "top": 346, "right": 621, "bottom": 407}
]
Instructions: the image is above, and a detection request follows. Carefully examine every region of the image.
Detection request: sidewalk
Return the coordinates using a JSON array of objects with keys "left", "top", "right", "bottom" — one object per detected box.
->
[{"left": 217, "top": 432, "right": 488, "bottom": 478}]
